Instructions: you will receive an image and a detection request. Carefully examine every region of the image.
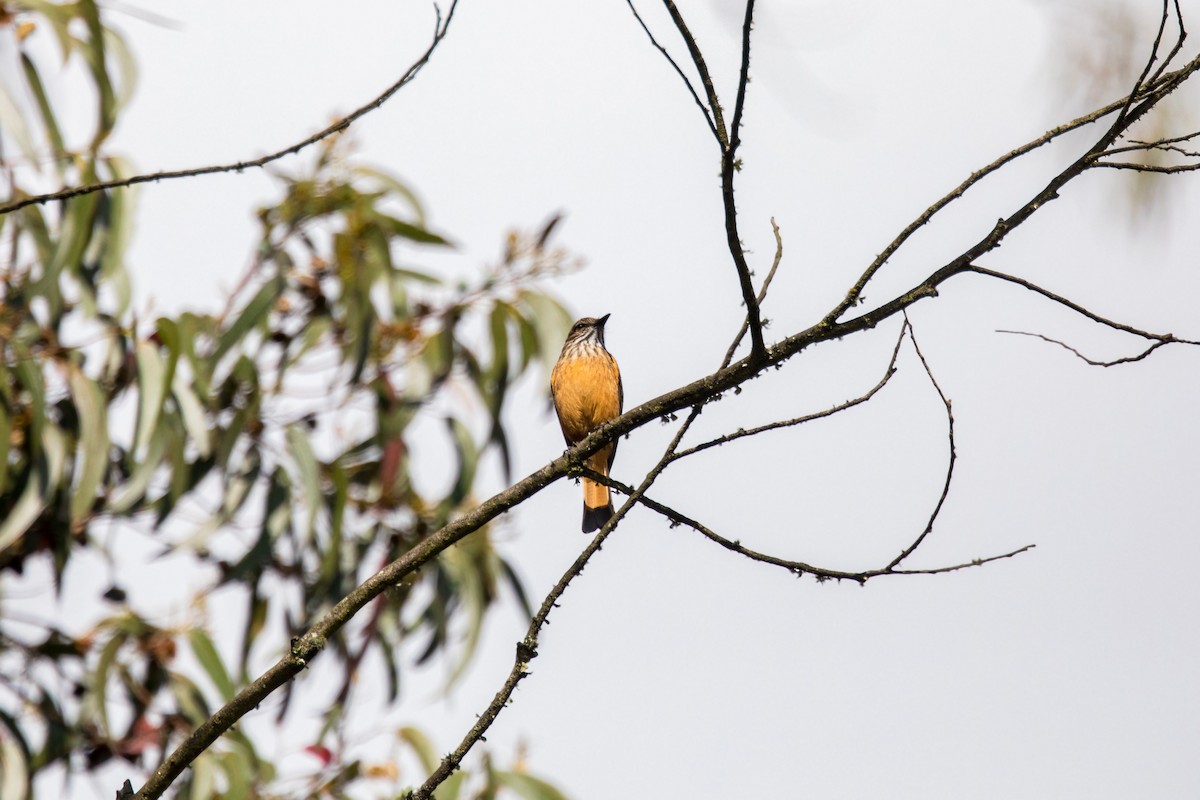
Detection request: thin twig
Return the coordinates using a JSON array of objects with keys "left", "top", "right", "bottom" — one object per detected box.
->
[
  {"left": 723, "top": 216, "right": 784, "bottom": 366},
  {"left": 1093, "top": 160, "right": 1200, "bottom": 173},
  {"left": 721, "top": 0, "right": 767, "bottom": 361},
  {"left": 1111, "top": 0, "right": 1176, "bottom": 131},
  {"left": 822, "top": 54, "right": 1197, "bottom": 326},
  {"left": 1, "top": 2, "right": 458, "bottom": 216},
  {"left": 623, "top": 0, "right": 719, "bottom": 141},
  {"left": 968, "top": 264, "right": 1200, "bottom": 346},
  {"left": 658, "top": 0, "right": 767, "bottom": 360},
  {"left": 887, "top": 315, "right": 955, "bottom": 569},
  {"left": 681, "top": 319, "right": 905, "bottom": 462},
  {"left": 585, "top": 470, "right": 1034, "bottom": 584},
  {"left": 996, "top": 330, "right": 1171, "bottom": 366},
  {"left": 660, "top": 0, "right": 728, "bottom": 148}
]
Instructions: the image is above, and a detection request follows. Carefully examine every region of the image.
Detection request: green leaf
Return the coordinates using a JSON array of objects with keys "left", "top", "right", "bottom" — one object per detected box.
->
[
  {"left": 218, "top": 747, "right": 252, "bottom": 799},
  {"left": 0, "top": 425, "right": 67, "bottom": 555},
  {"left": 19, "top": 52, "right": 65, "bottom": 159},
  {"left": 238, "top": 589, "right": 267, "bottom": 678},
  {"left": 108, "top": 424, "right": 166, "bottom": 513},
  {"left": 133, "top": 339, "right": 173, "bottom": 456},
  {"left": 67, "top": 365, "right": 109, "bottom": 522},
  {"left": 351, "top": 165, "right": 426, "bottom": 225},
  {"left": 397, "top": 726, "right": 439, "bottom": 774},
  {"left": 286, "top": 425, "right": 321, "bottom": 543},
  {"left": 442, "top": 417, "right": 477, "bottom": 510},
  {"left": 78, "top": 0, "right": 117, "bottom": 142},
  {"left": 383, "top": 217, "right": 452, "bottom": 246},
  {"left": 102, "top": 27, "right": 138, "bottom": 111},
  {"left": 517, "top": 290, "right": 573, "bottom": 369},
  {"left": 173, "top": 371, "right": 211, "bottom": 458},
  {"left": 40, "top": 188, "right": 100, "bottom": 313},
  {"left": 261, "top": 464, "right": 290, "bottom": 540},
  {"left": 188, "top": 629, "right": 235, "bottom": 702},
  {"left": 92, "top": 627, "right": 125, "bottom": 739},
  {"left": 0, "top": 81, "right": 37, "bottom": 164},
  {"left": 170, "top": 674, "right": 211, "bottom": 728},
  {"left": 188, "top": 750, "right": 217, "bottom": 800},
  {"left": 493, "top": 771, "right": 570, "bottom": 800},
  {"left": 213, "top": 275, "right": 284, "bottom": 363}
]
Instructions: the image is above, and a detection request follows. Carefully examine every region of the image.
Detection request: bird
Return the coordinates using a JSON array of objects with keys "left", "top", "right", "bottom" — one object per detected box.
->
[{"left": 550, "top": 314, "right": 623, "bottom": 533}]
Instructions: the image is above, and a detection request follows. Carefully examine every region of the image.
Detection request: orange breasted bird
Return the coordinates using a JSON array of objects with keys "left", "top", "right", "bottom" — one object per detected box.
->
[{"left": 550, "top": 314, "right": 623, "bottom": 533}]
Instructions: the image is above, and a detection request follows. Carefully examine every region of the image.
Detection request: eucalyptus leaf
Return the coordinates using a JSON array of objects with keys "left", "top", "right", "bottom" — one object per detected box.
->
[
  {"left": 67, "top": 366, "right": 109, "bottom": 522},
  {"left": 188, "top": 629, "right": 235, "bottom": 703}
]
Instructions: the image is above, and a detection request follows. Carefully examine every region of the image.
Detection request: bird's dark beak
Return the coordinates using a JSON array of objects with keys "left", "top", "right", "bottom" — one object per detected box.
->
[{"left": 597, "top": 313, "right": 611, "bottom": 327}]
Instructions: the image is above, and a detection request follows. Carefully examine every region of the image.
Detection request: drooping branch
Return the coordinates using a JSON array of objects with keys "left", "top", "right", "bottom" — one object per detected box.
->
[
  {"left": 585, "top": 471, "right": 1034, "bottom": 584},
  {"left": 997, "top": 330, "right": 1171, "bottom": 366},
  {"left": 886, "top": 314, "right": 955, "bottom": 569},
  {"left": 0, "top": 2, "right": 458, "bottom": 216},
  {"left": 967, "top": 264, "right": 1200, "bottom": 350}
]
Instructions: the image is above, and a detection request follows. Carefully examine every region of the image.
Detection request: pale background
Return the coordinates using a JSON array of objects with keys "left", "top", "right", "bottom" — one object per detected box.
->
[{"left": 18, "top": 0, "right": 1200, "bottom": 797}]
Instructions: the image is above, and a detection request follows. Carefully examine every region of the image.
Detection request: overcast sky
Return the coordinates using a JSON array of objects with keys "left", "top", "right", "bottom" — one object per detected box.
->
[{"left": 20, "top": 0, "right": 1200, "bottom": 797}]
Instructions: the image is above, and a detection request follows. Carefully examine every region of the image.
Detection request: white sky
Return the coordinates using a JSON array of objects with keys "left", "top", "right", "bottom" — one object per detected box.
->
[{"left": 15, "top": 0, "right": 1200, "bottom": 797}]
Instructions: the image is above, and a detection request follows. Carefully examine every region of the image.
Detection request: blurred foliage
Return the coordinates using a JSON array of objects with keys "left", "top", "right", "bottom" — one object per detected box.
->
[
  {"left": 1039, "top": 0, "right": 1198, "bottom": 224},
  {"left": 0, "top": 2, "right": 574, "bottom": 797}
]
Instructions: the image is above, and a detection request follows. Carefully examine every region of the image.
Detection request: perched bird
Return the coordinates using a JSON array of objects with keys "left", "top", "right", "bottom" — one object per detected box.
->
[{"left": 550, "top": 314, "right": 623, "bottom": 532}]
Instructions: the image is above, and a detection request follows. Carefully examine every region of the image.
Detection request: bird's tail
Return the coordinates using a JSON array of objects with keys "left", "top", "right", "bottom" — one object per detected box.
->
[{"left": 581, "top": 454, "right": 613, "bottom": 533}]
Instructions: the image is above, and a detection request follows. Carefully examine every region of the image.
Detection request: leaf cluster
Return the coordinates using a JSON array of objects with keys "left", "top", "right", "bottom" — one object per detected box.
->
[{"left": 0, "top": 3, "right": 573, "bottom": 796}]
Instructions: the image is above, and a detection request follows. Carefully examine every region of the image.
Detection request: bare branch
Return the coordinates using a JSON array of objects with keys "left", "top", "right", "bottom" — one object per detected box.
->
[
  {"left": 585, "top": 470, "right": 1034, "bottom": 584},
  {"left": 822, "top": 52, "right": 1200, "bottom": 326},
  {"left": 997, "top": 330, "right": 1171, "bottom": 366},
  {"left": 1093, "top": 160, "right": 1200, "bottom": 173},
  {"left": 887, "top": 315, "right": 956, "bottom": 569},
  {"left": 1, "top": 2, "right": 458, "bottom": 216},
  {"left": 968, "top": 264, "right": 1200, "bottom": 347},
  {"left": 1111, "top": 0, "right": 1179, "bottom": 131},
  {"left": 722, "top": 216, "right": 784, "bottom": 366},
  {"left": 680, "top": 318, "right": 905, "bottom": 462},
  {"left": 623, "top": 0, "right": 719, "bottom": 141},
  {"left": 659, "top": 0, "right": 728, "bottom": 147},
  {"left": 721, "top": 0, "right": 768, "bottom": 361},
  {"left": 657, "top": 0, "right": 767, "bottom": 361}
]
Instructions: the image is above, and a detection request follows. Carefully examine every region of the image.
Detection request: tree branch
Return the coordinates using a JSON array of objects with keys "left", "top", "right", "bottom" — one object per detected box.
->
[
  {"left": 886, "top": 314, "right": 955, "bottom": 569},
  {"left": 660, "top": 0, "right": 728, "bottom": 148},
  {"left": 721, "top": 216, "right": 783, "bottom": 367},
  {"left": 680, "top": 316, "right": 905, "bottom": 462},
  {"left": 623, "top": 0, "right": 719, "bottom": 141},
  {"left": 996, "top": 330, "right": 1172, "bottom": 366},
  {"left": 1, "top": 2, "right": 458, "bottom": 216},
  {"left": 658, "top": 0, "right": 767, "bottom": 361},
  {"left": 967, "top": 264, "right": 1200, "bottom": 347},
  {"left": 721, "top": 0, "right": 768, "bottom": 361},
  {"left": 584, "top": 471, "right": 1034, "bottom": 585},
  {"left": 822, "top": 48, "right": 1200, "bottom": 326},
  {"left": 409, "top": 339, "right": 722, "bottom": 799}
]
